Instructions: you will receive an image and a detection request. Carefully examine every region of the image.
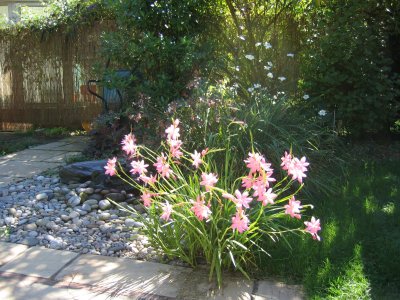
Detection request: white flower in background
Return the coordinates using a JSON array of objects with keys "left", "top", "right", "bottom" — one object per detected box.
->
[
  {"left": 255, "top": 42, "right": 262, "bottom": 47},
  {"left": 233, "top": 83, "right": 239, "bottom": 88},
  {"left": 318, "top": 110, "right": 327, "bottom": 116},
  {"left": 287, "top": 53, "right": 295, "bottom": 58},
  {"left": 235, "top": 66, "right": 240, "bottom": 71},
  {"left": 267, "top": 61, "right": 273, "bottom": 66},
  {"left": 264, "top": 65, "right": 271, "bottom": 70},
  {"left": 247, "top": 87, "right": 254, "bottom": 93},
  {"left": 253, "top": 83, "right": 261, "bottom": 89},
  {"left": 239, "top": 35, "right": 246, "bottom": 40},
  {"left": 267, "top": 72, "right": 273, "bottom": 78},
  {"left": 239, "top": 25, "right": 244, "bottom": 30},
  {"left": 278, "top": 76, "right": 286, "bottom": 81},
  {"left": 245, "top": 54, "right": 255, "bottom": 60},
  {"left": 303, "top": 94, "right": 310, "bottom": 100},
  {"left": 264, "top": 42, "right": 272, "bottom": 49}
]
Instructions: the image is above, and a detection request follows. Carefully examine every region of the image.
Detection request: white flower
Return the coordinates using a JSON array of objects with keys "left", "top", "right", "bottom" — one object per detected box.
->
[
  {"left": 267, "top": 72, "right": 273, "bottom": 78},
  {"left": 264, "top": 65, "right": 271, "bottom": 70},
  {"left": 303, "top": 94, "right": 310, "bottom": 100},
  {"left": 235, "top": 66, "right": 240, "bottom": 71},
  {"left": 247, "top": 87, "right": 254, "bottom": 93},
  {"left": 255, "top": 42, "right": 262, "bottom": 47},
  {"left": 287, "top": 53, "right": 295, "bottom": 58},
  {"left": 264, "top": 42, "right": 272, "bottom": 49},
  {"left": 278, "top": 76, "right": 286, "bottom": 81},
  {"left": 253, "top": 83, "right": 261, "bottom": 89},
  {"left": 239, "top": 35, "right": 246, "bottom": 41},
  {"left": 267, "top": 61, "right": 273, "bottom": 66},
  {"left": 239, "top": 25, "right": 244, "bottom": 30},
  {"left": 245, "top": 54, "right": 255, "bottom": 60},
  {"left": 318, "top": 110, "right": 327, "bottom": 116}
]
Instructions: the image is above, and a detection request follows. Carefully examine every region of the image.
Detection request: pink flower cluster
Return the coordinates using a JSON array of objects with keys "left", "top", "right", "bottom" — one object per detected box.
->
[
  {"left": 281, "top": 151, "right": 310, "bottom": 184},
  {"left": 104, "top": 120, "right": 321, "bottom": 241}
]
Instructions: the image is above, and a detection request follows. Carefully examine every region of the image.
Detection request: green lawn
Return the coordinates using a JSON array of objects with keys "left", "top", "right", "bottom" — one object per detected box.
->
[{"left": 257, "top": 157, "right": 400, "bottom": 299}]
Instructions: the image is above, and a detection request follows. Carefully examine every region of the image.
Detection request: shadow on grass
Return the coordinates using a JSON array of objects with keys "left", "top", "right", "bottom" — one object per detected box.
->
[{"left": 255, "top": 159, "right": 400, "bottom": 299}]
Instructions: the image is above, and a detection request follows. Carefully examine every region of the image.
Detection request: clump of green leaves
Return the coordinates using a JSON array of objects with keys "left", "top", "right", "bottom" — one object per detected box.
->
[
  {"left": 300, "top": 0, "right": 400, "bottom": 137},
  {"left": 100, "top": 0, "right": 222, "bottom": 111}
]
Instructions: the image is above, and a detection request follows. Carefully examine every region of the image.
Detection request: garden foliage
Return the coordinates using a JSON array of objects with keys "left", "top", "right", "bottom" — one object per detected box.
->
[
  {"left": 105, "top": 119, "right": 321, "bottom": 286},
  {"left": 300, "top": 0, "right": 400, "bottom": 136}
]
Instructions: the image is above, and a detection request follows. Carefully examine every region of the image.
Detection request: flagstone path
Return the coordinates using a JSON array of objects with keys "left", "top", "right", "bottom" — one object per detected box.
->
[{"left": 0, "top": 136, "right": 88, "bottom": 188}]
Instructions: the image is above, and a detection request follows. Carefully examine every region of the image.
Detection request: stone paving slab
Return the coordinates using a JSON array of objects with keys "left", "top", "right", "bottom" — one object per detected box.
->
[
  {"left": 28, "top": 141, "right": 72, "bottom": 151},
  {"left": 3, "top": 149, "right": 68, "bottom": 162},
  {"left": 0, "top": 242, "right": 29, "bottom": 266},
  {"left": 0, "top": 276, "right": 132, "bottom": 300},
  {"left": 0, "top": 161, "right": 61, "bottom": 179},
  {"left": 177, "top": 269, "right": 253, "bottom": 300},
  {"left": 253, "top": 280, "right": 304, "bottom": 300},
  {"left": 43, "top": 151, "right": 82, "bottom": 163},
  {"left": 55, "top": 253, "right": 192, "bottom": 299},
  {"left": 0, "top": 246, "right": 79, "bottom": 278}
]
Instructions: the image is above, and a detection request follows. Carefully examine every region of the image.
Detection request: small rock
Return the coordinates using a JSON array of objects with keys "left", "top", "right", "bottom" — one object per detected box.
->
[
  {"left": 8, "top": 207, "right": 17, "bottom": 216},
  {"left": 24, "top": 223, "right": 38, "bottom": 231},
  {"left": 125, "top": 219, "right": 136, "bottom": 227},
  {"left": 99, "top": 200, "right": 112, "bottom": 210},
  {"left": 35, "top": 193, "right": 48, "bottom": 201},
  {"left": 83, "top": 199, "right": 98, "bottom": 206},
  {"left": 105, "top": 193, "right": 125, "bottom": 202},
  {"left": 68, "top": 196, "right": 81, "bottom": 207},
  {"left": 99, "top": 212, "right": 111, "bottom": 221},
  {"left": 82, "top": 203, "right": 92, "bottom": 212},
  {"left": 4, "top": 217, "right": 15, "bottom": 225},
  {"left": 69, "top": 211, "right": 80, "bottom": 219}
]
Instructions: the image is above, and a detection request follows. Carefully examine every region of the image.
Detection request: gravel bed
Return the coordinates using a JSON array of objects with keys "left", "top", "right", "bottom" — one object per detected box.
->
[{"left": 0, "top": 174, "right": 167, "bottom": 263}]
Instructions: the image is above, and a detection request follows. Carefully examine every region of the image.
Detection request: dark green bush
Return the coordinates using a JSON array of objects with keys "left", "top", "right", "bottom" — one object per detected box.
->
[
  {"left": 100, "top": 0, "right": 222, "bottom": 111},
  {"left": 301, "top": 0, "right": 400, "bottom": 136}
]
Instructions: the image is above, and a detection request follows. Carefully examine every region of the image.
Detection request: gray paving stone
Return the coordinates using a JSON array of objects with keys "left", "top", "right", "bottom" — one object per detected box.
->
[
  {"left": 55, "top": 254, "right": 192, "bottom": 298},
  {"left": 0, "top": 242, "right": 29, "bottom": 266},
  {"left": 0, "top": 246, "right": 78, "bottom": 278},
  {"left": 0, "top": 277, "right": 132, "bottom": 300},
  {"left": 177, "top": 269, "right": 253, "bottom": 300},
  {"left": 29, "top": 141, "right": 71, "bottom": 151},
  {"left": 0, "top": 161, "right": 61, "bottom": 178},
  {"left": 3, "top": 149, "right": 67, "bottom": 162},
  {"left": 254, "top": 280, "right": 304, "bottom": 300}
]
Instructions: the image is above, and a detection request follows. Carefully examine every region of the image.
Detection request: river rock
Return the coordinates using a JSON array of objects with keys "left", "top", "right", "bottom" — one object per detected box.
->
[{"left": 59, "top": 160, "right": 108, "bottom": 183}]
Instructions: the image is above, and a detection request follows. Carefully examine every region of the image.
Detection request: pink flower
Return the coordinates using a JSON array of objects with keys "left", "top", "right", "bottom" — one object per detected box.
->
[
  {"left": 241, "top": 175, "right": 254, "bottom": 189},
  {"left": 121, "top": 133, "right": 137, "bottom": 156},
  {"left": 234, "top": 190, "right": 253, "bottom": 209},
  {"left": 231, "top": 209, "right": 249, "bottom": 233},
  {"left": 288, "top": 156, "right": 309, "bottom": 184},
  {"left": 165, "top": 119, "right": 180, "bottom": 141},
  {"left": 191, "top": 150, "right": 202, "bottom": 169},
  {"left": 304, "top": 217, "right": 321, "bottom": 241},
  {"left": 201, "top": 148, "right": 209, "bottom": 157},
  {"left": 256, "top": 188, "right": 277, "bottom": 206},
  {"left": 244, "top": 152, "right": 272, "bottom": 174},
  {"left": 161, "top": 201, "right": 173, "bottom": 221},
  {"left": 223, "top": 190, "right": 253, "bottom": 209},
  {"left": 104, "top": 157, "right": 117, "bottom": 176},
  {"left": 280, "top": 151, "right": 292, "bottom": 171},
  {"left": 139, "top": 174, "right": 158, "bottom": 185},
  {"left": 284, "top": 196, "right": 302, "bottom": 219},
  {"left": 130, "top": 160, "right": 149, "bottom": 175},
  {"left": 169, "top": 139, "right": 183, "bottom": 159},
  {"left": 154, "top": 153, "right": 173, "bottom": 178},
  {"left": 191, "top": 196, "right": 212, "bottom": 221},
  {"left": 141, "top": 192, "right": 153, "bottom": 207},
  {"left": 200, "top": 173, "right": 218, "bottom": 191}
]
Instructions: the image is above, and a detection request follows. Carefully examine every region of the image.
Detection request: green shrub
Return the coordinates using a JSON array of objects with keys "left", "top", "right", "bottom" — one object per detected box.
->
[
  {"left": 300, "top": 0, "right": 400, "bottom": 136},
  {"left": 100, "top": 0, "right": 222, "bottom": 111}
]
